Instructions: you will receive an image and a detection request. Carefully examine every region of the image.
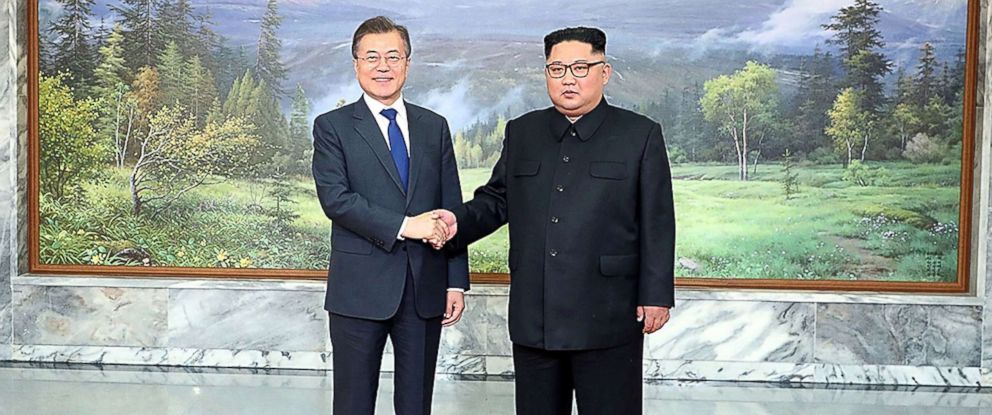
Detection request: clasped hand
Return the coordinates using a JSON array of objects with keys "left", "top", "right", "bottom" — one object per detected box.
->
[{"left": 401, "top": 209, "right": 457, "bottom": 249}]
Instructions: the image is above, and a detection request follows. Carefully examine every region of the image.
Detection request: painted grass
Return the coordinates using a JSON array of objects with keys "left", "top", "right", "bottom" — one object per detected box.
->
[
  {"left": 459, "top": 162, "right": 961, "bottom": 280},
  {"left": 39, "top": 162, "right": 962, "bottom": 281}
]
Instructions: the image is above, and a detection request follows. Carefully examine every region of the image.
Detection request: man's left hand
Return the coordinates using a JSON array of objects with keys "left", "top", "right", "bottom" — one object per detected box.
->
[
  {"left": 442, "top": 291, "right": 466, "bottom": 327},
  {"left": 637, "top": 306, "right": 670, "bottom": 334}
]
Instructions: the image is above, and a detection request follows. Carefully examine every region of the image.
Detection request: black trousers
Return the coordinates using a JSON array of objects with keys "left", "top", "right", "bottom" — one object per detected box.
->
[
  {"left": 513, "top": 336, "right": 644, "bottom": 415},
  {"left": 329, "top": 272, "right": 443, "bottom": 415}
]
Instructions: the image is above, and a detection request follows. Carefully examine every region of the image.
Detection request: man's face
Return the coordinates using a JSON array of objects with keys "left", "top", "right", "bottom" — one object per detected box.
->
[
  {"left": 353, "top": 31, "right": 409, "bottom": 106},
  {"left": 545, "top": 40, "right": 611, "bottom": 118}
]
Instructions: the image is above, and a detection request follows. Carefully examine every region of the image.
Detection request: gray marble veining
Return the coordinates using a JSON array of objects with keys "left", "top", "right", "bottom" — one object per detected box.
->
[
  {"left": 1, "top": 366, "right": 334, "bottom": 389},
  {"left": 675, "top": 289, "right": 983, "bottom": 306},
  {"left": 166, "top": 348, "right": 332, "bottom": 370},
  {"left": 15, "top": 275, "right": 990, "bottom": 306},
  {"left": 12, "top": 285, "right": 168, "bottom": 347},
  {"left": 643, "top": 360, "right": 815, "bottom": 383},
  {"left": 379, "top": 350, "right": 487, "bottom": 375},
  {"left": 12, "top": 344, "right": 172, "bottom": 366},
  {"left": 439, "top": 294, "right": 486, "bottom": 357},
  {"left": 646, "top": 301, "right": 814, "bottom": 362},
  {"left": 9, "top": 345, "right": 992, "bottom": 386},
  {"left": 435, "top": 354, "right": 485, "bottom": 376},
  {"left": 13, "top": 0, "right": 26, "bottom": 277},
  {"left": 816, "top": 304, "right": 982, "bottom": 367},
  {"left": 981, "top": 0, "right": 992, "bottom": 372},
  {"left": 11, "top": 344, "right": 336, "bottom": 370},
  {"left": 0, "top": 0, "right": 16, "bottom": 359},
  {"left": 985, "top": 183, "right": 992, "bottom": 368},
  {"left": 0, "top": 282, "right": 8, "bottom": 359},
  {"left": 167, "top": 289, "right": 326, "bottom": 352},
  {"left": 814, "top": 363, "right": 985, "bottom": 387},
  {"left": 0, "top": 0, "right": 13, "bottom": 126},
  {"left": 979, "top": 0, "right": 990, "bottom": 107},
  {"left": 0, "top": 176, "right": 12, "bottom": 357},
  {"left": 483, "top": 295, "right": 511, "bottom": 356}
]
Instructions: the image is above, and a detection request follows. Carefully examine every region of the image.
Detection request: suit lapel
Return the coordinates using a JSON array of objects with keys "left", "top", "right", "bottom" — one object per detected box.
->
[
  {"left": 352, "top": 98, "right": 406, "bottom": 195},
  {"left": 405, "top": 103, "right": 426, "bottom": 208}
]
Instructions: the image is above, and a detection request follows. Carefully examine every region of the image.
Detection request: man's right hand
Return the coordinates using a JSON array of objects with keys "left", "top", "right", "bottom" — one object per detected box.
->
[{"left": 401, "top": 211, "right": 448, "bottom": 243}]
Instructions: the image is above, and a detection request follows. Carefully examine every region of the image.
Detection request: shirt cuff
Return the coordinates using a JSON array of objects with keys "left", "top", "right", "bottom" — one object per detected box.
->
[
  {"left": 446, "top": 288, "right": 465, "bottom": 293},
  {"left": 397, "top": 217, "right": 409, "bottom": 240}
]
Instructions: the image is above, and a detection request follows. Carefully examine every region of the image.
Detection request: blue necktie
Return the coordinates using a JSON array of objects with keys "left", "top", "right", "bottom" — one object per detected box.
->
[{"left": 380, "top": 108, "right": 409, "bottom": 191}]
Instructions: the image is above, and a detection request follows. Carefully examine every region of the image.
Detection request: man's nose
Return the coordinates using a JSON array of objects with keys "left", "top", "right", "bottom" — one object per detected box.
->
[{"left": 373, "top": 59, "right": 391, "bottom": 71}]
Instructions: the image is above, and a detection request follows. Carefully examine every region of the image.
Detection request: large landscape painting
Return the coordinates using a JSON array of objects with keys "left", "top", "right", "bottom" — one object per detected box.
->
[{"left": 36, "top": 0, "right": 972, "bottom": 282}]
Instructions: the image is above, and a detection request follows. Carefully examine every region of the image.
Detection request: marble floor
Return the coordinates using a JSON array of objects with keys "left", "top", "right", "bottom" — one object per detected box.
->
[{"left": 0, "top": 363, "right": 991, "bottom": 414}]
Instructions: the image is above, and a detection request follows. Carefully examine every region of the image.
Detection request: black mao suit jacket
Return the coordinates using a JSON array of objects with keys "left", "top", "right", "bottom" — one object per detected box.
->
[
  {"left": 312, "top": 97, "right": 469, "bottom": 320},
  {"left": 452, "top": 98, "right": 675, "bottom": 350}
]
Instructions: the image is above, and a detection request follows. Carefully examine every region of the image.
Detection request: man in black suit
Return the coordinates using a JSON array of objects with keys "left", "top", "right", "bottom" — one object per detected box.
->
[
  {"left": 311, "top": 16, "right": 469, "bottom": 415},
  {"left": 437, "top": 27, "right": 675, "bottom": 414}
]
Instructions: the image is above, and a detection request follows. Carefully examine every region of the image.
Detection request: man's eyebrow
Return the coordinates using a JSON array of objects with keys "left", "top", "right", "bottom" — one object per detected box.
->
[
  {"left": 548, "top": 59, "right": 591, "bottom": 64},
  {"left": 362, "top": 48, "right": 402, "bottom": 54}
]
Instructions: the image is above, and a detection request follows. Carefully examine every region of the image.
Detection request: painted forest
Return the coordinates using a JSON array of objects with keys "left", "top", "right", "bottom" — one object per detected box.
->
[{"left": 40, "top": 0, "right": 323, "bottom": 269}]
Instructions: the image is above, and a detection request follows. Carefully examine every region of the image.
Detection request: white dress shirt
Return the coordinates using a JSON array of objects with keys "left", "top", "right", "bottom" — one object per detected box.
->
[{"left": 363, "top": 94, "right": 411, "bottom": 156}]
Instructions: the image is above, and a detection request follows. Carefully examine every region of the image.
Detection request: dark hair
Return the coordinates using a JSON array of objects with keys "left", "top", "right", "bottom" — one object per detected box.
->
[
  {"left": 543, "top": 27, "right": 606, "bottom": 58},
  {"left": 351, "top": 16, "right": 411, "bottom": 58}
]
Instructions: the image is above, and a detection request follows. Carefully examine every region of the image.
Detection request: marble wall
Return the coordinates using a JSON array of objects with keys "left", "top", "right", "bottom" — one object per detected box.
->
[
  {"left": 6, "top": 277, "right": 990, "bottom": 386},
  {"left": 2, "top": 0, "right": 992, "bottom": 388},
  {"left": 0, "top": 0, "right": 17, "bottom": 362}
]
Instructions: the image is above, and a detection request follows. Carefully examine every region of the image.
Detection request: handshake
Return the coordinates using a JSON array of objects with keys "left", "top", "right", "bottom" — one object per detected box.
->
[{"left": 401, "top": 209, "right": 458, "bottom": 249}]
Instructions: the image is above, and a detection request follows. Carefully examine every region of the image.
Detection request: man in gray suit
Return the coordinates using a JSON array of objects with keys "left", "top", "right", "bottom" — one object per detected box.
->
[{"left": 311, "top": 16, "right": 469, "bottom": 415}]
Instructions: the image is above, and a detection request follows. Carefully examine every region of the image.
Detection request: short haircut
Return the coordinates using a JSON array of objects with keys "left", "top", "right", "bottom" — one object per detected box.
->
[
  {"left": 543, "top": 27, "right": 606, "bottom": 58},
  {"left": 351, "top": 16, "right": 411, "bottom": 58}
]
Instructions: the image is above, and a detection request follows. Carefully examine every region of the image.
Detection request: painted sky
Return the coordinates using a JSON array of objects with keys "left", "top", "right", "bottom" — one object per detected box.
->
[{"left": 40, "top": 0, "right": 972, "bottom": 131}]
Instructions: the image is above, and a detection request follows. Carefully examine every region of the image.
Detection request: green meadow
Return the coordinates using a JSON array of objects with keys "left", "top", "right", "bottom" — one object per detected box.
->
[{"left": 40, "top": 161, "right": 961, "bottom": 282}]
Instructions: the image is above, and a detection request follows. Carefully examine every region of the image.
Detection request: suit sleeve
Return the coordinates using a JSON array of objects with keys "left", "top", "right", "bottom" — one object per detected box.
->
[
  {"left": 312, "top": 115, "right": 406, "bottom": 252},
  {"left": 440, "top": 120, "right": 470, "bottom": 290},
  {"left": 638, "top": 122, "right": 676, "bottom": 307},
  {"left": 450, "top": 121, "right": 511, "bottom": 247}
]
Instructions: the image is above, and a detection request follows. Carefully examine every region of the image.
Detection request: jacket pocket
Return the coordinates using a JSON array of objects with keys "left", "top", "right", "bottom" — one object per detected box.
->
[
  {"left": 332, "top": 234, "right": 374, "bottom": 255},
  {"left": 513, "top": 160, "right": 541, "bottom": 176},
  {"left": 599, "top": 254, "right": 639, "bottom": 277},
  {"left": 589, "top": 161, "right": 627, "bottom": 180}
]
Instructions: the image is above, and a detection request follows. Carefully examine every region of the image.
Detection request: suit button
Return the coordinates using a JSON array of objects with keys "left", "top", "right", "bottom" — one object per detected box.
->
[
  {"left": 555, "top": 184, "right": 564, "bottom": 192},
  {"left": 570, "top": 130, "right": 577, "bottom": 137},
  {"left": 562, "top": 156, "right": 570, "bottom": 163},
  {"left": 549, "top": 249, "right": 558, "bottom": 257},
  {"left": 401, "top": 245, "right": 407, "bottom": 251},
  {"left": 551, "top": 216, "right": 559, "bottom": 223}
]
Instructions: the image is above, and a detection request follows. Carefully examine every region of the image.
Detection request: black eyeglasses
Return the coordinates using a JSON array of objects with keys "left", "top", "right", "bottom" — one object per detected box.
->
[{"left": 545, "top": 61, "right": 605, "bottom": 78}]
